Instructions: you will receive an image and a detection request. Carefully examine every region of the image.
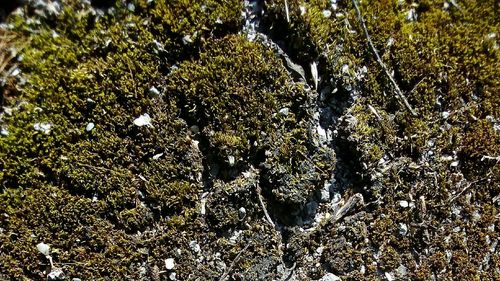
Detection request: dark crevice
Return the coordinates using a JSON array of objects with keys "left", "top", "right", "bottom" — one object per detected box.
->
[{"left": 244, "top": 0, "right": 377, "bottom": 271}]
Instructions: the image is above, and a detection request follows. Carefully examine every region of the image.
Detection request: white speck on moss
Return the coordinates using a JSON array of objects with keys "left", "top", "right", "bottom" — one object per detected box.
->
[
  {"left": 165, "top": 258, "right": 175, "bottom": 270},
  {"left": 34, "top": 122, "right": 52, "bottom": 134},
  {"left": 152, "top": 153, "right": 164, "bottom": 160},
  {"left": 133, "top": 114, "right": 152, "bottom": 127},
  {"left": 189, "top": 240, "right": 201, "bottom": 253},
  {"left": 0, "top": 127, "right": 8, "bottom": 136},
  {"left": 85, "top": 122, "right": 95, "bottom": 132},
  {"left": 36, "top": 242, "right": 50, "bottom": 256}
]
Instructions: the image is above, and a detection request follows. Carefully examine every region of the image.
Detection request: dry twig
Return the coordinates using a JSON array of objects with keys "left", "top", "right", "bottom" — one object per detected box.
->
[
  {"left": 220, "top": 243, "right": 252, "bottom": 281},
  {"left": 351, "top": 0, "right": 417, "bottom": 116},
  {"left": 256, "top": 182, "right": 276, "bottom": 228}
]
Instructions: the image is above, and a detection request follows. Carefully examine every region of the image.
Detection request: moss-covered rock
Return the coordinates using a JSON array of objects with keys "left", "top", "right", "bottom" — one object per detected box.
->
[{"left": 0, "top": 0, "right": 498, "bottom": 279}]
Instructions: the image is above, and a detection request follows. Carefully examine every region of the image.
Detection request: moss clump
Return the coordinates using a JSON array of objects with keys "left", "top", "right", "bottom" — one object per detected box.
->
[
  {"left": 166, "top": 35, "right": 335, "bottom": 208},
  {"left": 165, "top": 35, "right": 305, "bottom": 169}
]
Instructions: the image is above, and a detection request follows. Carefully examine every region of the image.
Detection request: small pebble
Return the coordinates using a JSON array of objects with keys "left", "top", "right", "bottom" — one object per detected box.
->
[
  {"left": 169, "top": 272, "right": 176, "bottom": 280},
  {"left": 278, "top": 107, "right": 289, "bottom": 116},
  {"left": 85, "top": 122, "right": 95, "bottom": 132},
  {"left": 398, "top": 200, "right": 409, "bottom": 208},
  {"left": 165, "top": 258, "right": 175, "bottom": 270},
  {"left": 320, "top": 183, "right": 331, "bottom": 202},
  {"left": 228, "top": 155, "right": 235, "bottom": 166},
  {"left": 0, "top": 127, "right": 9, "bottom": 136},
  {"left": 315, "top": 246, "right": 324, "bottom": 256},
  {"left": 148, "top": 86, "right": 160, "bottom": 97},
  {"left": 189, "top": 125, "right": 200, "bottom": 134},
  {"left": 238, "top": 207, "right": 247, "bottom": 220},
  {"left": 299, "top": 6, "right": 306, "bottom": 15},
  {"left": 319, "top": 273, "right": 341, "bottom": 281},
  {"left": 182, "top": 35, "right": 193, "bottom": 45},
  {"left": 406, "top": 8, "right": 417, "bottom": 21},
  {"left": 133, "top": 114, "right": 152, "bottom": 127},
  {"left": 396, "top": 264, "right": 408, "bottom": 277},
  {"left": 47, "top": 268, "right": 65, "bottom": 281},
  {"left": 189, "top": 240, "right": 201, "bottom": 253},
  {"left": 152, "top": 153, "right": 163, "bottom": 160},
  {"left": 399, "top": 223, "right": 408, "bottom": 236},
  {"left": 322, "top": 10, "right": 332, "bottom": 18}
]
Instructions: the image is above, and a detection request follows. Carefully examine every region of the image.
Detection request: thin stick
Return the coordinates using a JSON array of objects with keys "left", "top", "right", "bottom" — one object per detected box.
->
[
  {"left": 220, "top": 243, "right": 251, "bottom": 281},
  {"left": 256, "top": 183, "right": 275, "bottom": 228},
  {"left": 351, "top": 0, "right": 417, "bottom": 116},
  {"left": 75, "top": 162, "right": 129, "bottom": 177},
  {"left": 284, "top": 0, "right": 290, "bottom": 23},
  {"left": 447, "top": 178, "right": 486, "bottom": 204}
]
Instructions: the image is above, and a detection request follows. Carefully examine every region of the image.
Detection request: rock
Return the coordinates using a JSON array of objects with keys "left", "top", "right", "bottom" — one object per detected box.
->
[
  {"left": 182, "top": 35, "right": 193, "bottom": 45},
  {"left": 168, "top": 272, "right": 176, "bottom": 280},
  {"left": 299, "top": 5, "right": 306, "bottom": 16},
  {"left": 398, "top": 223, "right": 408, "bottom": 236},
  {"left": 406, "top": 8, "right": 417, "bottom": 21},
  {"left": 238, "top": 207, "right": 247, "bottom": 220},
  {"left": 395, "top": 264, "right": 408, "bottom": 278},
  {"left": 305, "top": 200, "right": 318, "bottom": 216},
  {"left": 85, "top": 122, "right": 95, "bottom": 132},
  {"left": 0, "top": 127, "right": 9, "bottom": 136},
  {"left": 384, "top": 271, "right": 395, "bottom": 281},
  {"left": 165, "top": 258, "right": 175, "bottom": 270},
  {"left": 398, "top": 200, "right": 409, "bottom": 208},
  {"left": 133, "top": 113, "right": 152, "bottom": 127},
  {"left": 315, "top": 246, "right": 324, "bottom": 256},
  {"left": 189, "top": 125, "right": 200, "bottom": 134},
  {"left": 152, "top": 153, "right": 163, "bottom": 160},
  {"left": 148, "top": 86, "right": 160, "bottom": 97},
  {"left": 228, "top": 155, "right": 235, "bottom": 166},
  {"left": 189, "top": 240, "right": 201, "bottom": 253},
  {"left": 320, "top": 182, "right": 331, "bottom": 202},
  {"left": 278, "top": 107, "right": 289, "bottom": 116}
]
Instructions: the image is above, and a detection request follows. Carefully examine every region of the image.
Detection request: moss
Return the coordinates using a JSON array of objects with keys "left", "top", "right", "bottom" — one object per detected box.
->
[
  {"left": 1, "top": 0, "right": 498, "bottom": 279},
  {"left": 165, "top": 35, "right": 335, "bottom": 207},
  {"left": 0, "top": 1, "right": 252, "bottom": 279}
]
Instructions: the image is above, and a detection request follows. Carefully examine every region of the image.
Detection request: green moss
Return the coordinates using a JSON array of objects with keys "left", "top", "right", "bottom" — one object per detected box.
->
[
  {"left": 0, "top": 1, "right": 248, "bottom": 278},
  {"left": 1, "top": 0, "right": 498, "bottom": 279}
]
